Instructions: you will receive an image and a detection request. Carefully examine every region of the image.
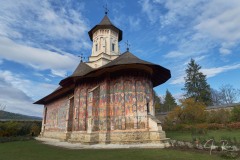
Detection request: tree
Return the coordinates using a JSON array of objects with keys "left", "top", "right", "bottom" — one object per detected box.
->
[
  {"left": 210, "top": 88, "right": 222, "bottom": 106},
  {"left": 153, "top": 90, "right": 162, "bottom": 112},
  {"left": 163, "top": 90, "right": 177, "bottom": 112},
  {"left": 183, "top": 59, "right": 212, "bottom": 105},
  {"left": 219, "top": 84, "right": 240, "bottom": 104},
  {"left": 210, "top": 85, "right": 240, "bottom": 105}
]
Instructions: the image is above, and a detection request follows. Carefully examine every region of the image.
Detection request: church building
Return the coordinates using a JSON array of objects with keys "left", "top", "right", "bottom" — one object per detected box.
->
[{"left": 35, "top": 13, "right": 171, "bottom": 144}]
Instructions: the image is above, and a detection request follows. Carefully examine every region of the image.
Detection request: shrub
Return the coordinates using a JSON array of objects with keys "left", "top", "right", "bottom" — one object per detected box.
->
[
  {"left": 165, "top": 98, "right": 207, "bottom": 124},
  {"left": 231, "top": 106, "right": 240, "bottom": 122},
  {"left": 30, "top": 123, "right": 41, "bottom": 136},
  {"left": 206, "top": 109, "right": 231, "bottom": 124},
  {"left": 226, "top": 122, "right": 240, "bottom": 129},
  {"left": 207, "top": 123, "right": 225, "bottom": 130},
  {"left": 0, "top": 121, "right": 41, "bottom": 137}
]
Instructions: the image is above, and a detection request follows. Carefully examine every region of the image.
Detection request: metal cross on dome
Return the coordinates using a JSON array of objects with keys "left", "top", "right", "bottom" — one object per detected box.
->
[
  {"left": 78, "top": 53, "right": 85, "bottom": 62},
  {"left": 103, "top": 4, "right": 109, "bottom": 15},
  {"left": 125, "top": 40, "right": 130, "bottom": 51}
]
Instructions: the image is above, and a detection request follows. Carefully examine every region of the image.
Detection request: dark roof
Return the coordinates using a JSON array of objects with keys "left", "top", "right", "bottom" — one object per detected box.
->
[
  {"left": 71, "top": 61, "right": 93, "bottom": 77},
  {"left": 99, "top": 15, "right": 113, "bottom": 25},
  {"left": 88, "top": 15, "right": 122, "bottom": 41},
  {"left": 36, "top": 51, "right": 171, "bottom": 104},
  {"left": 60, "top": 51, "right": 170, "bottom": 87},
  {"left": 102, "top": 51, "right": 153, "bottom": 67},
  {"left": 98, "top": 51, "right": 171, "bottom": 86}
]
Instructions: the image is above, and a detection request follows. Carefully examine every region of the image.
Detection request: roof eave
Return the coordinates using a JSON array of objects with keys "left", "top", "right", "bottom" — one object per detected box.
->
[{"left": 88, "top": 25, "right": 122, "bottom": 41}]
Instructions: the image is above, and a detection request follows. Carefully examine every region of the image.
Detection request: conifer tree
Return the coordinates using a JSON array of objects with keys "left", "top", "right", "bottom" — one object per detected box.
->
[
  {"left": 183, "top": 59, "right": 212, "bottom": 105},
  {"left": 153, "top": 90, "right": 162, "bottom": 112},
  {"left": 163, "top": 90, "right": 177, "bottom": 112}
]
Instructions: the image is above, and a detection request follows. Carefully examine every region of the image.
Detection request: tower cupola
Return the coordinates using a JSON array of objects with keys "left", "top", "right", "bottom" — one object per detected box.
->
[{"left": 87, "top": 15, "right": 123, "bottom": 68}]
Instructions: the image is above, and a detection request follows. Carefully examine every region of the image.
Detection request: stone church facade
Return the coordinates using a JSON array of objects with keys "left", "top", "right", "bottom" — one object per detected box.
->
[{"left": 35, "top": 14, "right": 171, "bottom": 144}]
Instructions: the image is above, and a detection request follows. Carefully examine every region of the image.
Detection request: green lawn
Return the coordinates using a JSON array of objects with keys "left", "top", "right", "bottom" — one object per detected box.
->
[
  {"left": 166, "top": 129, "right": 240, "bottom": 142},
  {"left": 0, "top": 140, "right": 221, "bottom": 160}
]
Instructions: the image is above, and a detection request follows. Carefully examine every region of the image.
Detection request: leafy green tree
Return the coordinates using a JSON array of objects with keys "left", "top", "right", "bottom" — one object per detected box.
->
[
  {"left": 183, "top": 59, "right": 212, "bottom": 105},
  {"left": 163, "top": 90, "right": 177, "bottom": 112}
]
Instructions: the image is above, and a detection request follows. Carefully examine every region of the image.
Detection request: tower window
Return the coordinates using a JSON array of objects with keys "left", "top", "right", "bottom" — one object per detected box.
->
[
  {"left": 95, "top": 44, "right": 98, "bottom": 51},
  {"left": 112, "top": 44, "right": 115, "bottom": 51}
]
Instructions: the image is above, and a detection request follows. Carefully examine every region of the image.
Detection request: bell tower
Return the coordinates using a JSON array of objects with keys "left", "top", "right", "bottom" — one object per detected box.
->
[{"left": 87, "top": 13, "right": 122, "bottom": 68}]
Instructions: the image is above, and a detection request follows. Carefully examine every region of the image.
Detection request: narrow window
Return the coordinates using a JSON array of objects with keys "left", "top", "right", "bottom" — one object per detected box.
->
[
  {"left": 112, "top": 43, "right": 115, "bottom": 51},
  {"left": 95, "top": 44, "right": 98, "bottom": 51},
  {"left": 147, "top": 102, "right": 150, "bottom": 114}
]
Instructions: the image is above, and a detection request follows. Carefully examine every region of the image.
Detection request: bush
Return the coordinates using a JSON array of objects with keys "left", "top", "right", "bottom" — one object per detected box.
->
[
  {"left": 207, "top": 123, "right": 225, "bottom": 130},
  {"left": 0, "top": 121, "right": 41, "bottom": 137},
  {"left": 206, "top": 109, "right": 231, "bottom": 124},
  {"left": 30, "top": 123, "right": 41, "bottom": 136},
  {"left": 231, "top": 106, "right": 240, "bottom": 122},
  {"left": 165, "top": 98, "right": 207, "bottom": 124},
  {"left": 226, "top": 122, "right": 240, "bottom": 129}
]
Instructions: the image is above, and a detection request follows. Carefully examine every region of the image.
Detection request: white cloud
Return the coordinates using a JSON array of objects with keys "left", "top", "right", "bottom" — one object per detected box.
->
[
  {"left": 138, "top": 0, "right": 160, "bottom": 24},
  {"left": 171, "top": 63, "right": 240, "bottom": 85},
  {"left": 195, "top": 55, "right": 207, "bottom": 62},
  {"left": 0, "top": 86, "right": 43, "bottom": 117},
  {"left": 195, "top": 1, "right": 240, "bottom": 41},
  {"left": 170, "top": 75, "right": 185, "bottom": 85},
  {"left": 0, "top": 70, "right": 57, "bottom": 101},
  {"left": 128, "top": 16, "right": 141, "bottom": 30},
  {"left": 0, "top": 37, "right": 79, "bottom": 77},
  {"left": 0, "top": 69, "right": 59, "bottom": 116},
  {"left": 194, "top": 0, "right": 240, "bottom": 55},
  {"left": 141, "top": 0, "right": 240, "bottom": 60},
  {"left": 164, "top": 51, "right": 184, "bottom": 58},
  {"left": 219, "top": 48, "right": 231, "bottom": 55},
  {"left": 0, "top": 0, "right": 90, "bottom": 50}
]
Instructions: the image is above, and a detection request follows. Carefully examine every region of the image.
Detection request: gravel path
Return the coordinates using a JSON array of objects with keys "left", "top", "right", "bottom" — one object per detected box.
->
[{"left": 35, "top": 137, "right": 169, "bottom": 149}]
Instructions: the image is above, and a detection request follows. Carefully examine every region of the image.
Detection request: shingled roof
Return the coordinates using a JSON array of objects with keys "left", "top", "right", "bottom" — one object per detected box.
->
[
  {"left": 99, "top": 15, "right": 113, "bottom": 25},
  {"left": 71, "top": 61, "right": 93, "bottom": 77},
  {"left": 102, "top": 51, "right": 153, "bottom": 67},
  {"left": 97, "top": 51, "right": 171, "bottom": 86},
  {"left": 60, "top": 51, "right": 170, "bottom": 86},
  {"left": 88, "top": 15, "right": 122, "bottom": 41},
  {"left": 35, "top": 51, "right": 171, "bottom": 104}
]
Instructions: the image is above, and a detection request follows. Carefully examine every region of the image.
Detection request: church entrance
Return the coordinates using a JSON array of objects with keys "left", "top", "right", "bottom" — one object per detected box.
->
[{"left": 67, "top": 97, "right": 74, "bottom": 132}]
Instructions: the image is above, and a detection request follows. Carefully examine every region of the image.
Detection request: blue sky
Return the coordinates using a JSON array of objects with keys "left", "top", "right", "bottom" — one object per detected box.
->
[{"left": 0, "top": 0, "right": 240, "bottom": 116}]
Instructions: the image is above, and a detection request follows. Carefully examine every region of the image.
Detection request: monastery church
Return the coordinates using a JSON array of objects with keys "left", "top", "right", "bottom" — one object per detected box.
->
[{"left": 35, "top": 13, "right": 171, "bottom": 144}]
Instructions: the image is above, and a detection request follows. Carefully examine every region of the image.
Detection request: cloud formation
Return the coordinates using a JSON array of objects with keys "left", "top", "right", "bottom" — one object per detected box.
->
[
  {"left": 0, "top": 37, "right": 79, "bottom": 77},
  {"left": 170, "top": 63, "right": 240, "bottom": 85},
  {"left": 0, "top": 0, "right": 90, "bottom": 49}
]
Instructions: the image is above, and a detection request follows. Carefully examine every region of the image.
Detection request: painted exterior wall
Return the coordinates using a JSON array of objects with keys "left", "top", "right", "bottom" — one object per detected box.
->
[
  {"left": 42, "top": 72, "right": 154, "bottom": 134},
  {"left": 42, "top": 94, "right": 72, "bottom": 132}
]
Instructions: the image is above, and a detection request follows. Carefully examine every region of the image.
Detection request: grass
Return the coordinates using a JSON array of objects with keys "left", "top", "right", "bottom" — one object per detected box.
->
[
  {"left": 166, "top": 129, "right": 240, "bottom": 143},
  {"left": 0, "top": 140, "right": 221, "bottom": 160}
]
